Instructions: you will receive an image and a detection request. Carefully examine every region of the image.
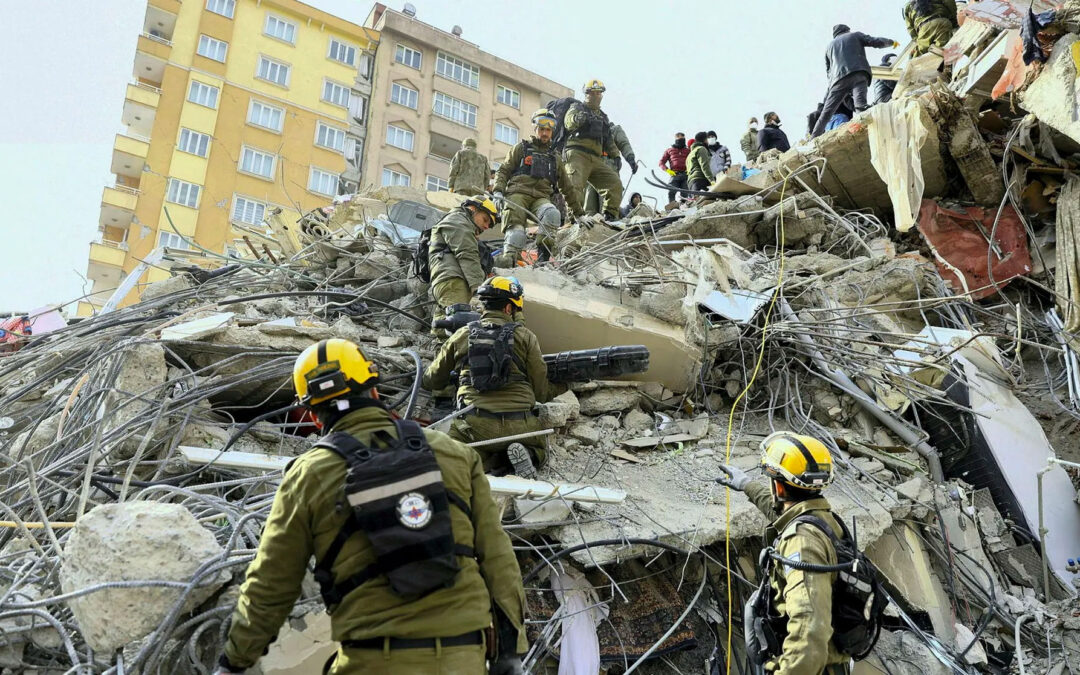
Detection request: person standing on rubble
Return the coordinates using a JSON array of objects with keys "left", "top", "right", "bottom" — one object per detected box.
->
[
  {"left": 562, "top": 79, "right": 625, "bottom": 220},
  {"left": 707, "top": 131, "right": 732, "bottom": 177},
  {"left": 422, "top": 276, "right": 550, "bottom": 479},
  {"left": 904, "top": 0, "right": 959, "bottom": 56},
  {"left": 585, "top": 123, "right": 638, "bottom": 215},
  {"left": 687, "top": 131, "right": 716, "bottom": 193},
  {"left": 810, "top": 25, "right": 899, "bottom": 139},
  {"left": 741, "top": 118, "right": 762, "bottom": 164},
  {"left": 716, "top": 433, "right": 852, "bottom": 675},
  {"left": 427, "top": 197, "right": 499, "bottom": 321},
  {"left": 448, "top": 138, "right": 490, "bottom": 195},
  {"left": 872, "top": 54, "right": 899, "bottom": 104},
  {"left": 493, "top": 108, "right": 584, "bottom": 266},
  {"left": 659, "top": 132, "right": 691, "bottom": 203},
  {"left": 215, "top": 339, "right": 527, "bottom": 675},
  {"left": 758, "top": 113, "right": 791, "bottom": 154}
]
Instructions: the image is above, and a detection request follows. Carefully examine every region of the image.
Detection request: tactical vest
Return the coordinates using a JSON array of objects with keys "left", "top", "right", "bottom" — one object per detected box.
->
[
  {"left": 569, "top": 106, "right": 609, "bottom": 145},
  {"left": 311, "top": 420, "right": 474, "bottom": 609},
  {"left": 464, "top": 321, "right": 528, "bottom": 392},
  {"left": 512, "top": 142, "right": 558, "bottom": 186}
]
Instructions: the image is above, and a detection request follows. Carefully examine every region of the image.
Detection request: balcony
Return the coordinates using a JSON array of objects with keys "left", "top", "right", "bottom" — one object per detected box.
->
[
  {"left": 89, "top": 240, "right": 128, "bottom": 268},
  {"left": 142, "top": 4, "right": 177, "bottom": 42},
  {"left": 84, "top": 239, "right": 128, "bottom": 315},
  {"left": 123, "top": 82, "right": 159, "bottom": 138},
  {"left": 111, "top": 133, "right": 150, "bottom": 179},
  {"left": 102, "top": 184, "right": 139, "bottom": 216},
  {"left": 134, "top": 36, "right": 169, "bottom": 85}
]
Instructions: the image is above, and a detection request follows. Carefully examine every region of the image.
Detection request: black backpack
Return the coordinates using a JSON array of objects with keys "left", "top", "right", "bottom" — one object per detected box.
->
[
  {"left": 465, "top": 321, "right": 526, "bottom": 392},
  {"left": 412, "top": 231, "right": 494, "bottom": 284},
  {"left": 545, "top": 97, "right": 580, "bottom": 153},
  {"left": 745, "top": 513, "right": 887, "bottom": 665}
]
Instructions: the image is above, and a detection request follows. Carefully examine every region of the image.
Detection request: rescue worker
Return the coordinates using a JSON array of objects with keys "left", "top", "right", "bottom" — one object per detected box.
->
[
  {"left": 448, "top": 138, "right": 490, "bottom": 195},
  {"left": 562, "top": 79, "right": 625, "bottom": 220},
  {"left": 715, "top": 432, "right": 850, "bottom": 675},
  {"left": 422, "top": 276, "right": 550, "bottom": 479},
  {"left": 811, "top": 25, "right": 899, "bottom": 138},
  {"left": 686, "top": 131, "right": 715, "bottom": 193},
  {"left": 585, "top": 123, "right": 637, "bottom": 216},
  {"left": 904, "top": 0, "right": 959, "bottom": 56},
  {"left": 427, "top": 197, "right": 498, "bottom": 320},
  {"left": 493, "top": 109, "right": 584, "bottom": 266},
  {"left": 706, "top": 131, "right": 732, "bottom": 177},
  {"left": 215, "top": 339, "right": 527, "bottom": 675},
  {"left": 872, "top": 54, "right": 899, "bottom": 105},
  {"left": 741, "top": 118, "right": 762, "bottom": 164},
  {"left": 659, "top": 132, "right": 691, "bottom": 203}
]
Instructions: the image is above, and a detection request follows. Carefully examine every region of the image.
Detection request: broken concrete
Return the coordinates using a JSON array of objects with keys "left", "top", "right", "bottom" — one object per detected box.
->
[{"left": 1022, "top": 34, "right": 1080, "bottom": 145}]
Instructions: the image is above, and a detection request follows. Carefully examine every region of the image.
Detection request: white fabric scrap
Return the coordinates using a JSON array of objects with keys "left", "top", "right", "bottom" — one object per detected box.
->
[
  {"left": 551, "top": 568, "right": 606, "bottom": 675},
  {"left": 867, "top": 98, "right": 929, "bottom": 232}
]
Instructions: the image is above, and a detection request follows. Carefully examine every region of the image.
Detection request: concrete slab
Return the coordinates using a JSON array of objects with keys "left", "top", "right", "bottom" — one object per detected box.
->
[
  {"left": 867, "top": 523, "right": 956, "bottom": 640},
  {"left": 1022, "top": 35, "right": 1080, "bottom": 146}
]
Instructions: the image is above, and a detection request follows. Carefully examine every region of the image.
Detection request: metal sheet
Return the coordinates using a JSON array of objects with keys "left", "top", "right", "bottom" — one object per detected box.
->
[{"left": 698, "top": 288, "right": 772, "bottom": 324}]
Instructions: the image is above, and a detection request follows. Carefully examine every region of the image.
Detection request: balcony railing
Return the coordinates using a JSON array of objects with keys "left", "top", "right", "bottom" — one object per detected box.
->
[
  {"left": 119, "top": 131, "right": 152, "bottom": 144},
  {"left": 94, "top": 238, "right": 129, "bottom": 251},
  {"left": 112, "top": 184, "right": 141, "bottom": 196},
  {"left": 427, "top": 153, "right": 452, "bottom": 164},
  {"left": 141, "top": 31, "right": 173, "bottom": 47},
  {"left": 131, "top": 80, "right": 162, "bottom": 95}
]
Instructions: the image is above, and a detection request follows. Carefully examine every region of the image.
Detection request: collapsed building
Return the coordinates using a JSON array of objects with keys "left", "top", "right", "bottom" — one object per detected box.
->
[{"left": 3, "top": 1, "right": 1080, "bottom": 672}]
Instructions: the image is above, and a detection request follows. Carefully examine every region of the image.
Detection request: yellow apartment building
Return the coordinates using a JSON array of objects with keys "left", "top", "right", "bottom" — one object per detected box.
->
[{"left": 79, "top": 0, "right": 379, "bottom": 316}]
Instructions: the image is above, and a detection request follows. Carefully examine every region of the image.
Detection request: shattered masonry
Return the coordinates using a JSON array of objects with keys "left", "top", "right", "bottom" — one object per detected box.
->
[{"left": 3, "top": 1, "right": 1080, "bottom": 673}]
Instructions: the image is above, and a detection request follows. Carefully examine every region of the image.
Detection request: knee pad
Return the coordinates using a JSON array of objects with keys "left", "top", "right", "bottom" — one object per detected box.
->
[
  {"left": 536, "top": 203, "right": 561, "bottom": 232},
  {"left": 504, "top": 227, "right": 528, "bottom": 252}
]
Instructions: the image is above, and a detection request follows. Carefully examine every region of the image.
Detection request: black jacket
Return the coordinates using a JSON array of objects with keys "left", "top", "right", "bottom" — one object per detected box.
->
[
  {"left": 872, "top": 79, "right": 896, "bottom": 104},
  {"left": 825, "top": 32, "right": 894, "bottom": 85},
  {"left": 757, "top": 124, "right": 790, "bottom": 154}
]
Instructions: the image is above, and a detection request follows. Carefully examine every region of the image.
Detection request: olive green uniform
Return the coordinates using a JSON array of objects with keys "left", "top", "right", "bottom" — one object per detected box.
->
[
  {"left": 586, "top": 124, "right": 636, "bottom": 214},
  {"left": 422, "top": 310, "right": 551, "bottom": 469},
  {"left": 494, "top": 136, "right": 583, "bottom": 265},
  {"left": 428, "top": 207, "right": 485, "bottom": 313},
  {"left": 563, "top": 101, "right": 624, "bottom": 219},
  {"left": 223, "top": 406, "right": 527, "bottom": 674},
  {"left": 745, "top": 481, "right": 851, "bottom": 675},
  {"left": 449, "top": 141, "right": 490, "bottom": 196},
  {"left": 741, "top": 129, "right": 761, "bottom": 163},
  {"left": 686, "top": 142, "right": 715, "bottom": 187},
  {"left": 904, "top": 0, "right": 959, "bottom": 55}
]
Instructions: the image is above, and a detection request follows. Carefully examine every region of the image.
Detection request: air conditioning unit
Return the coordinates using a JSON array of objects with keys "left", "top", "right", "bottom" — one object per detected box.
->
[{"left": 402, "top": 3, "right": 416, "bottom": 17}]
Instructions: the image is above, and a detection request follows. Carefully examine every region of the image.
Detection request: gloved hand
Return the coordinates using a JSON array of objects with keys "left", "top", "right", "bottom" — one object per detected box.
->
[
  {"left": 627, "top": 156, "right": 638, "bottom": 174},
  {"left": 892, "top": 40, "right": 900, "bottom": 48},
  {"left": 665, "top": 168, "right": 676, "bottom": 177},
  {"left": 493, "top": 191, "right": 505, "bottom": 203},
  {"left": 715, "top": 464, "right": 752, "bottom": 491},
  {"left": 489, "top": 656, "right": 524, "bottom": 675}
]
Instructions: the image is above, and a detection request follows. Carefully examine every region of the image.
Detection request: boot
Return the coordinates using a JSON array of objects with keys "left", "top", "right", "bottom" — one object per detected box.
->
[
  {"left": 536, "top": 243, "right": 552, "bottom": 264},
  {"left": 506, "top": 443, "right": 537, "bottom": 479}
]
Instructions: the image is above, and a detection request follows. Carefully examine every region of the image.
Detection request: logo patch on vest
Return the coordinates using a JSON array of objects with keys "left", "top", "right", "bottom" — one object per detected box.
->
[{"left": 397, "top": 493, "right": 433, "bottom": 529}]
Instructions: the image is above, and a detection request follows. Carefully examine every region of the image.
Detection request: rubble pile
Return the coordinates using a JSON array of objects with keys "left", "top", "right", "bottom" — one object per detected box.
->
[{"left": 2, "top": 2, "right": 1080, "bottom": 672}]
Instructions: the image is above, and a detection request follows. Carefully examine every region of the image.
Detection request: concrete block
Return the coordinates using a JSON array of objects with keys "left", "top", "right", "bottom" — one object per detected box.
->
[
  {"left": 866, "top": 523, "right": 956, "bottom": 640},
  {"left": 1021, "top": 35, "right": 1080, "bottom": 146},
  {"left": 254, "top": 611, "right": 335, "bottom": 675}
]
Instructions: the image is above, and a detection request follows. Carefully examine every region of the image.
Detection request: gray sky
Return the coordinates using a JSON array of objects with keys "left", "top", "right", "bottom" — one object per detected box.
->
[{"left": 0, "top": 1, "right": 907, "bottom": 313}]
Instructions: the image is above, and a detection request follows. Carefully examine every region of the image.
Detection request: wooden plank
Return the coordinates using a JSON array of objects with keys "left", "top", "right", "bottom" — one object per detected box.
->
[{"left": 621, "top": 433, "right": 696, "bottom": 449}]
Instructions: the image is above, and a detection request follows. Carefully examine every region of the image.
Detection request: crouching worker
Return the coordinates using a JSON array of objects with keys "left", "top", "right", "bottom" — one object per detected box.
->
[
  {"left": 493, "top": 109, "right": 583, "bottom": 265},
  {"left": 215, "top": 338, "right": 527, "bottom": 675},
  {"left": 423, "top": 276, "right": 550, "bottom": 478}
]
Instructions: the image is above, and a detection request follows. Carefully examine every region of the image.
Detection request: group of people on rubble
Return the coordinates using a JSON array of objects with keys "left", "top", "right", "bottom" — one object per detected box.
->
[{"left": 208, "top": 3, "right": 968, "bottom": 674}]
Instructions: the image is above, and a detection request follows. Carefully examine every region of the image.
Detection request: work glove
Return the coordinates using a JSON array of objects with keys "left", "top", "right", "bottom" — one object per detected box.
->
[
  {"left": 892, "top": 40, "right": 900, "bottom": 48},
  {"left": 493, "top": 191, "right": 505, "bottom": 203},
  {"left": 627, "top": 156, "right": 638, "bottom": 174},
  {"left": 665, "top": 168, "right": 676, "bottom": 177},
  {"left": 715, "top": 464, "right": 752, "bottom": 491},
  {"left": 489, "top": 656, "right": 524, "bottom": 675}
]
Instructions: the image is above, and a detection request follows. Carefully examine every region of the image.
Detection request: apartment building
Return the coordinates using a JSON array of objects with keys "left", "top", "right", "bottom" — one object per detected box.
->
[
  {"left": 79, "top": 0, "right": 379, "bottom": 316},
  {"left": 361, "top": 4, "right": 573, "bottom": 193}
]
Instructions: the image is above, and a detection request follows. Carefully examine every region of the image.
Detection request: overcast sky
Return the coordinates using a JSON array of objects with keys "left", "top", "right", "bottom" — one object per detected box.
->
[{"left": 0, "top": 1, "right": 907, "bottom": 313}]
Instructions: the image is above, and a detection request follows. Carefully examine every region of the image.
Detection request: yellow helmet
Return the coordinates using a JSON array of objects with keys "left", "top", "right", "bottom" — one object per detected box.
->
[
  {"left": 463, "top": 197, "right": 499, "bottom": 224},
  {"left": 583, "top": 79, "right": 606, "bottom": 93},
  {"left": 759, "top": 432, "right": 834, "bottom": 491},
  {"left": 477, "top": 275, "right": 524, "bottom": 310},
  {"left": 293, "top": 339, "right": 379, "bottom": 406},
  {"left": 532, "top": 108, "right": 557, "bottom": 129}
]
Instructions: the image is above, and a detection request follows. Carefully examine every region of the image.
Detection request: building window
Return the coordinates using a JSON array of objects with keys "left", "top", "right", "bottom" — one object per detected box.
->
[
  {"left": 322, "top": 80, "right": 350, "bottom": 108},
  {"left": 382, "top": 168, "right": 410, "bottom": 187},
  {"left": 232, "top": 195, "right": 266, "bottom": 225},
  {"left": 240, "top": 146, "right": 276, "bottom": 179},
  {"left": 497, "top": 85, "right": 520, "bottom": 109},
  {"left": 394, "top": 44, "right": 422, "bottom": 69},
  {"left": 264, "top": 14, "right": 297, "bottom": 44},
  {"left": 328, "top": 38, "right": 358, "bottom": 67},
  {"left": 158, "top": 231, "right": 191, "bottom": 249},
  {"left": 495, "top": 122, "right": 518, "bottom": 145},
  {"left": 309, "top": 167, "right": 339, "bottom": 196},
  {"left": 316, "top": 122, "right": 346, "bottom": 152},
  {"left": 256, "top": 56, "right": 291, "bottom": 87},
  {"left": 247, "top": 100, "right": 284, "bottom": 132},
  {"left": 433, "top": 92, "right": 477, "bottom": 128},
  {"left": 390, "top": 82, "right": 418, "bottom": 109},
  {"left": 348, "top": 94, "right": 367, "bottom": 122},
  {"left": 177, "top": 128, "right": 210, "bottom": 157},
  {"left": 426, "top": 175, "right": 449, "bottom": 192},
  {"left": 188, "top": 80, "right": 219, "bottom": 108},
  {"left": 197, "top": 35, "right": 228, "bottom": 62},
  {"left": 166, "top": 179, "right": 201, "bottom": 208},
  {"left": 205, "top": 0, "right": 235, "bottom": 18},
  {"left": 386, "top": 124, "right": 414, "bottom": 151},
  {"left": 436, "top": 52, "right": 480, "bottom": 90}
]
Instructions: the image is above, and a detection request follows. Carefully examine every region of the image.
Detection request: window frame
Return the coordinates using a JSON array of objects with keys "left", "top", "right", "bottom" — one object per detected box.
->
[
  {"left": 231, "top": 194, "right": 267, "bottom": 226},
  {"left": 196, "top": 35, "right": 229, "bottom": 62},
  {"left": 205, "top": 0, "right": 235, "bottom": 18},
  {"left": 239, "top": 146, "right": 277, "bottom": 180},
  {"left": 157, "top": 230, "right": 191, "bottom": 249},
  {"left": 494, "top": 121, "right": 518, "bottom": 146},
  {"left": 435, "top": 51, "right": 480, "bottom": 90},
  {"left": 321, "top": 79, "right": 351, "bottom": 108},
  {"left": 394, "top": 43, "right": 422, "bottom": 69},
  {"left": 263, "top": 13, "right": 297, "bottom": 45},
  {"left": 390, "top": 82, "right": 419, "bottom": 110},
  {"left": 187, "top": 80, "right": 220, "bottom": 109},
  {"left": 315, "top": 121, "right": 347, "bottom": 152},
  {"left": 177, "top": 128, "right": 211, "bottom": 157},
  {"left": 246, "top": 99, "right": 284, "bottom": 133},
  {"left": 426, "top": 175, "right": 449, "bottom": 192},
  {"left": 255, "top": 55, "right": 291, "bottom": 88},
  {"left": 327, "top": 38, "right": 358, "bottom": 67},
  {"left": 432, "top": 91, "right": 477, "bottom": 129},
  {"left": 165, "top": 178, "right": 201, "bottom": 209},
  {"left": 381, "top": 167, "right": 411, "bottom": 187},
  {"left": 385, "top": 124, "right": 415, "bottom": 152},
  {"left": 308, "top": 167, "right": 340, "bottom": 196},
  {"left": 496, "top": 85, "right": 520, "bottom": 109}
]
